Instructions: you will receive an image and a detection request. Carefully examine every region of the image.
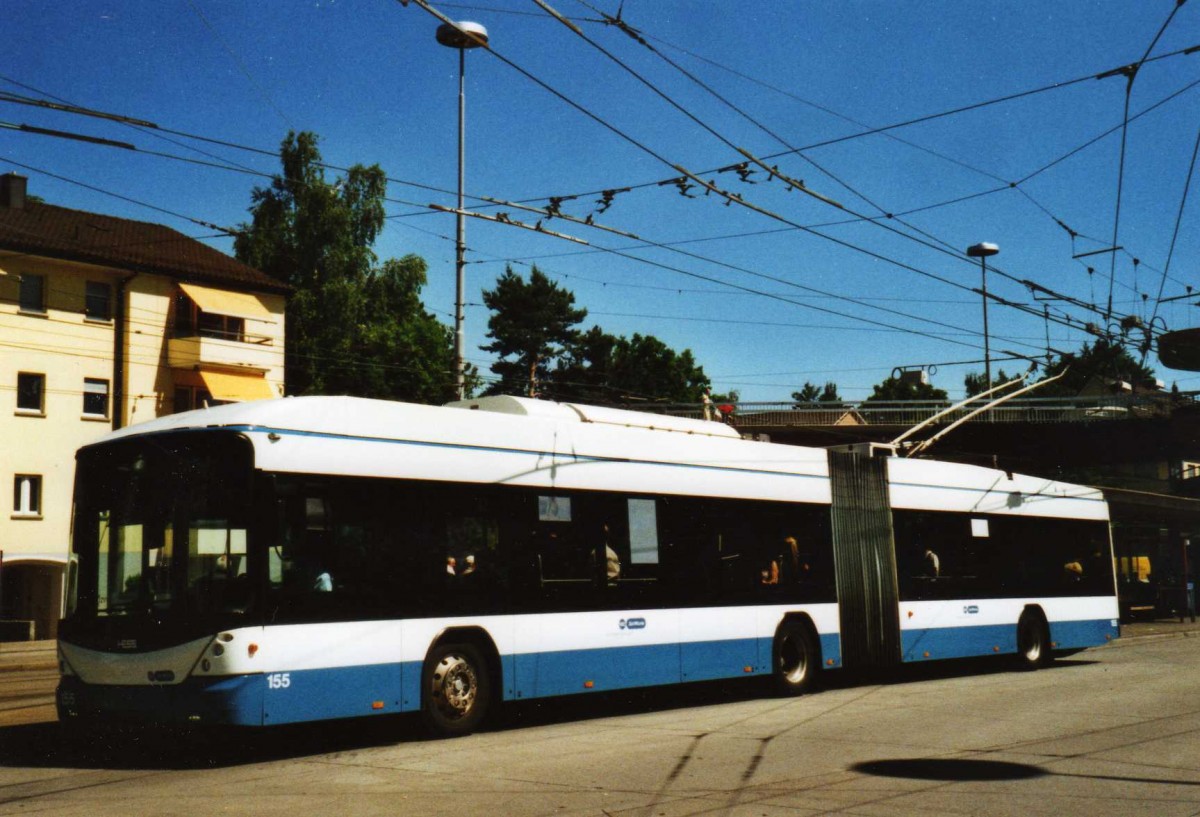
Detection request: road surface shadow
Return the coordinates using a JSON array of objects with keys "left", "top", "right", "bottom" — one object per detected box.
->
[
  {"left": 853, "top": 755, "right": 1200, "bottom": 788},
  {"left": 0, "top": 656, "right": 1095, "bottom": 770}
]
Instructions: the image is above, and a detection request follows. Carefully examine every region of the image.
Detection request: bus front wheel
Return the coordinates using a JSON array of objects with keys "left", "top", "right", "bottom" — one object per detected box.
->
[
  {"left": 1016, "top": 611, "right": 1051, "bottom": 670},
  {"left": 422, "top": 642, "right": 492, "bottom": 737},
  {"left": 773, "top": 620, "right": 819, "bottom": 696}
]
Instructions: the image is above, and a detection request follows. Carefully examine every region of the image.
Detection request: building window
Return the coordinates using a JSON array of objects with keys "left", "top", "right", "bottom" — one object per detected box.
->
[
  {"left": 85, "top": 281, "right": 112, "bottom": 321},
  {"left": 173, "top": 292, "right": 244, "bottom": 342},
  {"left": 19, "top": 273, "right": 45, "bottom": 313},
  {"left": 83, "top": 378, "right": 110, "bottom": 418},
  {"left": 16, "top": 372, "right": 44, "bottom": 413},
  {"left": 13, "top": 475, "right": 41, "bottom": 517},
  {"left": 174, "top": 386, "right": 215, "bottom": 414}
]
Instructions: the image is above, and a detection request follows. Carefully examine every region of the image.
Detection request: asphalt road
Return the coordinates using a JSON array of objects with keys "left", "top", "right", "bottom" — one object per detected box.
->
[{"left": 1, "top": 627, "right": 1199, "bottom": 816}]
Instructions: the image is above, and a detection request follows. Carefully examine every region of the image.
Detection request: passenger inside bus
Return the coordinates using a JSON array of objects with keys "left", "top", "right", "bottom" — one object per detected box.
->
[
  {"left": 923, "top": 547, "right": 941, "bottom": 578},
  {"left": 605, "top": 545, "right": 621, "bottom": 583}
]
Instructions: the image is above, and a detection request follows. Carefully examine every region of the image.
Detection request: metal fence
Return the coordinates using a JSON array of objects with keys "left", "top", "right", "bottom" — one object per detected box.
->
[{"left": 624, "top": 393, "right": 1196, "bottom": 430}]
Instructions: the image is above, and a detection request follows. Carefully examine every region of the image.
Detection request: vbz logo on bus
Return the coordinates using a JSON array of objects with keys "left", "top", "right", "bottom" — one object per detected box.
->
[{"left": 619, "top": 618, "right": 647, "bottom": 630}]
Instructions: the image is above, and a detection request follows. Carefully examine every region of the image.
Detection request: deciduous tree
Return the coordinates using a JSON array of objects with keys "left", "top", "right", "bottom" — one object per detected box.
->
[{"left": 235, "top": 131, "right": 460, "bottom": 403}]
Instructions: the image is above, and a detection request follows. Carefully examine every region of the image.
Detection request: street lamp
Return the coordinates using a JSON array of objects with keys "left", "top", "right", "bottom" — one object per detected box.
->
[
  {"left": 436, "top": 20, "right": 489, "bottom": 400},
  {"left": 966, "top": 242, "right": 999, "bottom": 389}
]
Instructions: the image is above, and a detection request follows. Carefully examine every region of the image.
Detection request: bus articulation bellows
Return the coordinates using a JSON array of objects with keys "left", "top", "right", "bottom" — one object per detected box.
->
[{"left": 57, "top": 396, "right": 1119, "bottom": 736}]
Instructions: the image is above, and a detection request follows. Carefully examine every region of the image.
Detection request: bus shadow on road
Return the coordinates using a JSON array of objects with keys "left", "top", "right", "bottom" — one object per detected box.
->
[
  {"left": 493, "top": 655, "right": 1099, "bottom": 733},
  {"left": 0, "top": 657, "right": 1097, "bottom": 770},
  {"left": 0, "top": 716, "right": 422, "bottom": 770}
]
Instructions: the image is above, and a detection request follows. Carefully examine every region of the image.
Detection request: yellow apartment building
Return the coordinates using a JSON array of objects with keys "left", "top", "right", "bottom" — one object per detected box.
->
[{"left": 0, "top": 173, "right": 288, "bottom": 639}]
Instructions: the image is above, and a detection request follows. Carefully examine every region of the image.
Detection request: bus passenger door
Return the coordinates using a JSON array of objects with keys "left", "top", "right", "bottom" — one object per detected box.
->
[{"left": 663, "top": 499, "right": 760, "bottom": 683}]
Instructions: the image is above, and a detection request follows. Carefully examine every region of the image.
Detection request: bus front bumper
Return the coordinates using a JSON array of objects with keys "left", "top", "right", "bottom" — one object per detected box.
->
[{"left": 57, "top": 675, "right": 264, "bottom": 727}]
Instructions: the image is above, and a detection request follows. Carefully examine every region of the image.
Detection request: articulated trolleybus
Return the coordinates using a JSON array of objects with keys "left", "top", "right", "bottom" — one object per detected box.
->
[{"left": 57, "top": 396, "right": 1119, "bottom": 736}]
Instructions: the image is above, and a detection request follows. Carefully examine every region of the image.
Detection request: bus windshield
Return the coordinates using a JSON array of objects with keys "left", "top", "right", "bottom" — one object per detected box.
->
[{"left": 70, "top": 433, "right": 256, "bottom": 628}]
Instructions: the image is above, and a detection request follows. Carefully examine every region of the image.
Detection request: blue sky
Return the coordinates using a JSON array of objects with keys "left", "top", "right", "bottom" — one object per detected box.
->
[{"left": 4, "top": 1, "right": 1199, "bottom": 401}]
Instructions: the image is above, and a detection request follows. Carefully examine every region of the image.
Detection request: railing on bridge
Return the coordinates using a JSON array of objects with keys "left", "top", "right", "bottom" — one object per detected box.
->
[{"left": 628, "top": 393, "right": 1196, "bottom": 430}]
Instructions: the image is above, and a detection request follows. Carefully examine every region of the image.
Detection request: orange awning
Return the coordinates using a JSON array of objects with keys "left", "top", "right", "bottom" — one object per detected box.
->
[
  {"left": 179, "top": 282, "right": 274, "bottom": 322},
  {"left": 196, "top": 370, "right": 276, "bottom": 402}
]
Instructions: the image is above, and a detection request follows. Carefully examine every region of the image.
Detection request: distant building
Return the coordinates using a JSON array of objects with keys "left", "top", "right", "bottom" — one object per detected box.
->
[{"left": 0, "top": 173, "right": 288, "bottom": 638}]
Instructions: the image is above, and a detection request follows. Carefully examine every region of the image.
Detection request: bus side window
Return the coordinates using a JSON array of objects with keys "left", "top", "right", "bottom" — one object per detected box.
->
[
  {"left": 658, "top": 497, "right": 720, "bottom": 603},
  {"left": 443, "top": 512, "right": 503, "bottom": 609},
  {"left": 774, "top": 504, "right": 836, "bottom": 602},
  {"left": 894, "top": 510, "right": 938, "bottom": 601},
  {"left": 533, "top": 495, "right": 589, "bottom": 583}
]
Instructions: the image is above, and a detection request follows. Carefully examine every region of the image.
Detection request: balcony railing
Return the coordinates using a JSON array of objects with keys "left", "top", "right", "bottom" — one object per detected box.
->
[{"left": 167, "top": 332, "right": 280, "bottom": 373}]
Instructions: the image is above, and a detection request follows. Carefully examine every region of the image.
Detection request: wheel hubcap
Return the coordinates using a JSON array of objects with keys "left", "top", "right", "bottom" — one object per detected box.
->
[
  {"left": 1024, "top": 629, "right": 1041, "bottom": 662},
  {"left": 780, "top": 634, "right": 808, "bottom": 684},
  {"left": 431, "top": 654, "right": 477, "bottom": 720}
]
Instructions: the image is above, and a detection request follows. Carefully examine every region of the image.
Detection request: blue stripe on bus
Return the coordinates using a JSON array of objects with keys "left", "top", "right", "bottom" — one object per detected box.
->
[
  {"left": 66, "top": 618, "right": 1121, "bottom": 726},
  {"left": 901, "top": 618, "right": 1117, "bottom": 661},
  {"left": 1049, "top": 617, "right": 1119, "bottom": 649},
  {"left": 59, "top": 632, "right": 845, "bottom": 726},
  {"left": 263, "top": 663, "right": 404, "bottom": 725}
]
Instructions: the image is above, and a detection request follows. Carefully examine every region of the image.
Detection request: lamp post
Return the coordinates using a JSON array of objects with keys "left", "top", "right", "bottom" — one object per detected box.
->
[
  {"left": 967, "top": 242, "right": 999, "bottom": 389},
  {"left": 436, "top": 20, "right": 488, "bottom": 400}
]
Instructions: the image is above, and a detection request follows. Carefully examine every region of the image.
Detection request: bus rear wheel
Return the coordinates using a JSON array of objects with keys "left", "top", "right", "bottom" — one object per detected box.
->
[
  {"left": 773, "top": 620, "right": 819, "bottom": 696},
  {"left": 422, "top": 642, "right": 492, "bottom": 737},
  {"left": 1016, "top": 611, "right": 1051, "bottom": 670}
]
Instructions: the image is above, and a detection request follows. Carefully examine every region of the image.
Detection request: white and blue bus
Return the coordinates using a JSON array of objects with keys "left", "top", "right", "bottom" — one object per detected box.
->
[{"left": 57, "top": 395, "right": 1119, "bottom": 736}]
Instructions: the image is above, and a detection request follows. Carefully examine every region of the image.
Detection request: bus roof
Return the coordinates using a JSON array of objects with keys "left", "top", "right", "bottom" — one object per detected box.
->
[{"left": 93, "top": 394, "right": 741, "bottom": 444}]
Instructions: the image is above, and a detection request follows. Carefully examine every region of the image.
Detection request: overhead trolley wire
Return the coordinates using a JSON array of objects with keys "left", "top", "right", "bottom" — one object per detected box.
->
[
  {"left": 184, "top": 0, "right": 297, "bottom": 131},
  {"left": 494, "top": 40, "right": 1200, "bottom": 205},
  {"left": 408, "top": 2, "right": 1025, "bottom": 310},
  {"left": 0, "top": 154, "right": 238, "bottom": 235},
  {"left": 1102, "top": 0, "right": 1189, "bottom": 320},
  {"left": 1148, "top": 122, "right": 1200, "bottom": 340},
  {"left": 0, "top": 75, "right": 468, "bottom": 204},
  {"left": 469, "top": 0, "right": 1196, "bottom": 335}
]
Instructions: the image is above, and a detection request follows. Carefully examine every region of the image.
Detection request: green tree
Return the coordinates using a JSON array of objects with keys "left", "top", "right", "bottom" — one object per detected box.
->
[
  {"left": 481, "top": 266, "right": 587, "bottom": 396},
  {"left": 791, "top": 381, "right": 841, "bottom": 405},
  {"left": 606, "top": 333, "right": 710, "bottom": 403},
  {"left": 235, "top": 131, "right": 459, "bottom": 402},
  {"left": 963, "top": 369, "right": 1014, "bottom": 397},
  {"left": 1035, "top": 338, "right": 1156, "bottom": 397},
  {"left": 865, "top": 375, "right": 948, "bottom": 402},
  {"left": 551, "top": 327, "right": 711, "bottom": 403},
  {"left": 551, "top": 325, "right": 619, "bottom": 402}
]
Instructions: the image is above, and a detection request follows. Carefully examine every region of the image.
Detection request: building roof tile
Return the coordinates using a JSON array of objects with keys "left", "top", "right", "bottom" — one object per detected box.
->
[{"left": 0, "top": 200, "right": 288, "bottom": 294}]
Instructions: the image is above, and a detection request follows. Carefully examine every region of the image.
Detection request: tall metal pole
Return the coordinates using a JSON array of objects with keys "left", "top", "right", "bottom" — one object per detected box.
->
[
  {"left": 967, "top": 242, "right": 1000, "bottom": 390},
  {"left": 436, "top": 20, "right": 488, "bottom": 401},
  {"left": 454, "top": 47, "right": 466, "bottom": 400},
  {"left": 981, "top": 256, "right": 991, "bottom": 390}
]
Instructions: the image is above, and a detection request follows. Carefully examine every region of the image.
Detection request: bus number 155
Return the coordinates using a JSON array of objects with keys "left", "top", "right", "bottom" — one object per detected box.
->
[{"left": 267, "top": 673, "right": 291, "bottom": 689}]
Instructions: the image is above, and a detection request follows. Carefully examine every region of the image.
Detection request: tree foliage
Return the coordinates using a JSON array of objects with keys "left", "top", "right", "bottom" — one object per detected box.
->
[
  {"left": 791, "top": 381, "right": 841, "bottom": 405},
  {"left": 481, "top": 267, "right": 710, "bottom": 402},
  {"left": 550, "top": 330, "right": 710, "bottom": 403},
  {"left": 1034, "top": 338, "right": 1156, "bottom": 397},
  {"left": 481, "top": 266, "right": 587, "bottom": 397},
  {"left": 235, "top": 131, "right": 459, "bottom": 403},
  {"left": 963, "top": 369, "right": 1015, "bottom": 397},
  {"left": 865, "top": 375, "right": 948, "bottom": 402}
]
